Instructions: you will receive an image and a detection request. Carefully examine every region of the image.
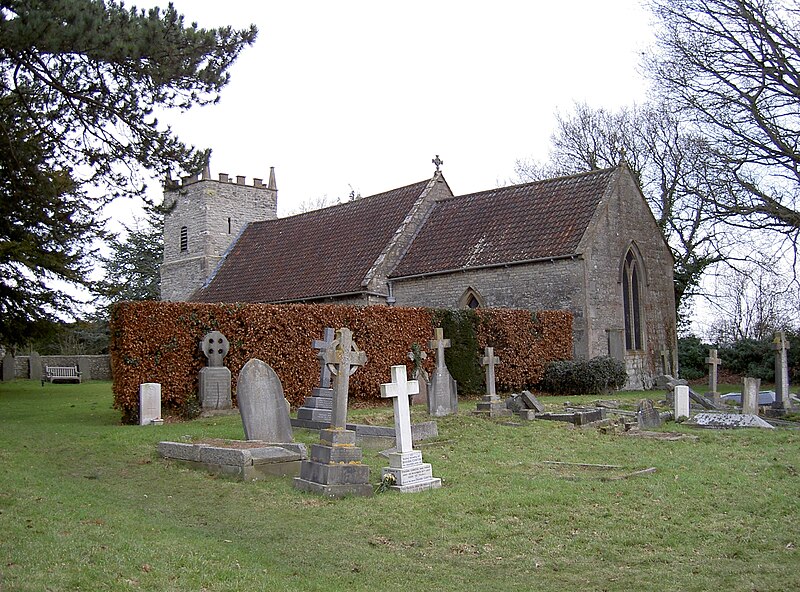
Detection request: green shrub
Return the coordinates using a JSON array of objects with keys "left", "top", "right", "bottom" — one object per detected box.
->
[
  {"left": 432, "top": 308, "right": 483, "bottom": 395},
  {"left": 722, "top": 338, "right": 774, "bottom": 381},
  {"left": 677, "top": 335, "right": 708, "bottom": 380},
  {"left": 537, "top": 356, "right": 626, "bottom": 395}
]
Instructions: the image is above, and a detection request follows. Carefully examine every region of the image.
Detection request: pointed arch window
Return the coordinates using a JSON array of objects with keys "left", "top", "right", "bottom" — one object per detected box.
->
[
  {"left": 458, "top": 287, "right": 485, "bottom": 309},
  {"left": 622, "top": 249, "right": 643, "bottom": 350}
]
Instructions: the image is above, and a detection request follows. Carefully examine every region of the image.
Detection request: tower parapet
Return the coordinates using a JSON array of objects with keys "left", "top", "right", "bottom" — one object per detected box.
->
[{"left": 160, "top": 166, "right": 278, "bottom": 301}]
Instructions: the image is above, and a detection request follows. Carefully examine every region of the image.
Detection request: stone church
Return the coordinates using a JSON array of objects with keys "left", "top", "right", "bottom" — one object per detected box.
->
[{"left": 161, "top": 162, "right": 677, "bottom": 388}]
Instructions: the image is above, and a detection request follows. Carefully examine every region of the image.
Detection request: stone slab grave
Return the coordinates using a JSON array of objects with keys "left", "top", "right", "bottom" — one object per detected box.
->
[
  {"left": 139, "top": 383, "right": 163, "bottom": 425},
  {"left": 2, "top": 352, "right": 14, "bottom": 382},
  {"left": 379, "top": 365, "right": 441, "bottom": 493},
  {"left": 295, "top": 328, "right": 336, "bottom": 425},
  {"left": 294, "top": 328, "right": 373, "bottom": 498},
  {"left": 686, "top": 413, "right": 775, "bottom": 429},
  {"left": 474, "top": 347, "right": 511, "bottom": 418},
  {"left": 427, "top": 327, "right": 458, "bottom": 417},
  {"left": 536, "top": 408, "right": 606, "bottom": 426},
  {"left": 674, "top": 385, "right": 690, "bottom": 420},
  {"left": 29, "top": 351, "right": 42, "bottom": 382},
  {"left": 159, "top": 357, "right": 306, "bottom": 480},
  {"left": 506, "top": 390, "right": 545, "bottom": 420},
  {"left": 742, "top": 377, "right": 761, "bottom": 416},
  {"left": 198, "top": 331, "right": 232, "bottom": 411}
]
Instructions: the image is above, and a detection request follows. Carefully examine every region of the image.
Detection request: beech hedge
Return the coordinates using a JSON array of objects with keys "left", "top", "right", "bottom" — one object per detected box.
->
[{"left": 110, "top": 302, "right": 572, "bottom": 423}]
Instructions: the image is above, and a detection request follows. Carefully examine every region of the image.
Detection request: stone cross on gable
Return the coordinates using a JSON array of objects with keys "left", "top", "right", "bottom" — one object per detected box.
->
[
  {"left": 705, "top": 348, "right": 722, "bottom": 400},
  {"left": 432, "top": 154, "right": 444, "bottom": 172},
  {"left": 481, "top": 346, "right": 501, "bottom": 397},
  {"left": 429, "top": 327, "right": 450, "bottom": 369},
  {"left": 312, "top": 327, "right": 336, "bottom": 389},
  {"left": 322, "top": 328, "right": 367, "bottom": 429},
  {"left": 380, "top": 365, "right": 419, "bottom": 454}
]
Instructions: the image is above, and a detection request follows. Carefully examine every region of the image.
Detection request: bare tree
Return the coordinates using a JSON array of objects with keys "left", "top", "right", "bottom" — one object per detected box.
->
[
  {"left": 646, "top": 0, "right": 800, "bottom": 236},
  {"left": 516, "top": 102, "right": 725, "bottom": 318}
]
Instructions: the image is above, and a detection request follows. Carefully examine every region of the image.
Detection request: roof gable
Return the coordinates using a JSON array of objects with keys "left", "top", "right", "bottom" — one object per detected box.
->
[
  {"left": 195, "top": 180, "right": 431, "bottom": 302},
  {"left": 389, "top": 167, "right": 616, "bottom": 278}
]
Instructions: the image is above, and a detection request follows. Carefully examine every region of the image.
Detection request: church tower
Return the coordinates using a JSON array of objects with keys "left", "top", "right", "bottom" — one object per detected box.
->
[{"left": 160, "top": 165, "right": 278, "bottom": 301}]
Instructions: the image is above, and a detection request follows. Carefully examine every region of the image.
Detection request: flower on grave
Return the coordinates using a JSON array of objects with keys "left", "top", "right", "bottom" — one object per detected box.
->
[{"left": 375, "top": 472, "right": 397, "bottom": 494}]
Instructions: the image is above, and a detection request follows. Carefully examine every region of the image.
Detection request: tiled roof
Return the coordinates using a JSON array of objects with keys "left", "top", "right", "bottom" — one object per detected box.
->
[
  {"left": 195, "top": 180, "right": 431, "bottom": 302},
  {"left": 389, "top": 167, "right": 615, "bottom": 278}
]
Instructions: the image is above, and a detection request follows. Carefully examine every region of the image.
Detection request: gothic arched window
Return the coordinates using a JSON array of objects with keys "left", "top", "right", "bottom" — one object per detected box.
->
[
  {"left": 458, "top": 287, "right": 485, "bottom": 309},
  {"left": 622, "top": 248, "right": 643, "bottom": 350}
]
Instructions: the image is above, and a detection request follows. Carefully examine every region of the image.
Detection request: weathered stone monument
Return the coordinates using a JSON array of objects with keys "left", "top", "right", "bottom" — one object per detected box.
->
[
  {"left": 29, "top": 351, "right": 42, "bottom": 382},
  {"left": 772, "top": 331, "right": 792, "bottom": 410},
  {"left": 742, "top": 377, "right": 761, "bottom": 415},
  {"left": 294, "top": 328, "right": 373, "bottom": 497},
  {"left": 77, "top": 356, "right": 92, "bottom": 381},
  {"left": 636, "top": 399, "right": 663, "bottom": 429},
  {"left": 295, "top": 328, "right": 336, "bottom": 424},
  {"left": 427, "top": 328, "right": 458, "bottom": 416},
  {"left": 674, "top": 384, "right": 690, "bottom": 420},
  {"left": 407, "top": 343, "right": 429, "bottom": 405},
  {"left": 139, "top": 383, "right": 162, "bottom": 425},
  {"left": 2, "top": 351, "right": 14, "bottom": 381},
  {"left": 475, "top": 346, "right": 509, "bottom": 417},
  {"left": 237, "top": 359, "right": 294, "bottom": 443},
  {"left": 198, "top": 331, "right": 232, "bottom": 410},
  {"left": 380, "top": 365, "right": 441, "bottom": 493},
  {"left": 705, "top": 348, "right": 722, "bottom": 406},
  {"left": 660, "top": 348, "right": 672, "bottom": 376}
]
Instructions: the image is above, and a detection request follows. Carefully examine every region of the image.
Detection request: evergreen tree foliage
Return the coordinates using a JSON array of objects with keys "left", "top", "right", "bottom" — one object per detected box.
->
[{"left": 0, "top": 1, "right": 257, "bottom": 347}]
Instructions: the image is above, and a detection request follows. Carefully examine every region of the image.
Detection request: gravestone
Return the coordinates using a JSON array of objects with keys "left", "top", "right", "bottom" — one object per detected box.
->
[
  {"left": 407, "top": 344, "right": 429, "bottom": 406},
  {"left": 198, "top": 331, "right": 232, "bottom": 410},
  {"left": 637, "top": 399, "right": 662, "bottom": 429},
  {"left": 2, "top": 352, "right": 14, "bottom": 381},
  {"left": 296, "top": 328, "right": 336, "bottom": 424},
  {"left": 139, "top": 383, "right": 162, "bottom": 425},
  {"left": 742, "top": 377, "right": 760, "bottom": 415},
  {"left": 606, "top": 328, "right": 625, "bottom": 361},
  {"left": 705, "top": 348, "right": 722, "bottom": 406},
  {"left": 660, "top": 348, "right": 672, "bottom": 376},
  {"left": 380, "top": 365, "right": 441, "bottom": 492},
  {"left": 237, "top": 359, "right": 293, "bottom": 443},
  {"left": 475, "top": 347, "right": 510, "bottom": 417},
  {"left": 521, "top": 390, "right": 545, "bottom": 413},
  {"left": 772, "top": 331, "right": 792, "bottom": 410},
  {"left": 77, "top": 356, "right": 92, "bottom": 381},
  {"left": 294, "top": 328, "right": 372, "bottom": 497},
  {"left": 29, "top": 351, "right": 42, "bottom": 382},
  {"left": 427, "top": 328, "right": 458, "bottom": 416},
  {"left": 686, "top": 412, "right": 774, "bottom": 429},
  {"left": 674, "top": 385, "right": 690, "bottom": 420}
]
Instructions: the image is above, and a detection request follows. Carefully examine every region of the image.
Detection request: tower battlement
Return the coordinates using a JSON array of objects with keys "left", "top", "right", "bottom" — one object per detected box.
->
[{"left": 160, "top": 164, "right": 278, "bottom": 301}]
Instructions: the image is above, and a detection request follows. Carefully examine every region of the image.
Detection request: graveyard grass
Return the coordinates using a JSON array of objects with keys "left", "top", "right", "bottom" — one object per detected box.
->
[{"left": 1, "top": 382, "right": 798, "bottom": 592}]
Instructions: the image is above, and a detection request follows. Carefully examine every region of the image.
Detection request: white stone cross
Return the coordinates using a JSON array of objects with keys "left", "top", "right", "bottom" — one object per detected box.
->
[
  {"left": 705, "top": 348, "right": 721, "bottom": 397},
  {"left": 429, "top": 327, "right": 451, "bottom": 371},
  {"left": 312, "top": 327, "right": 335, "bottom": 389},
  {"left": 380, "top": 365, "right": 419, "bottom": 454},
  {"left": 322, "top": 328, "right": 367, "bottom": 429},
  {"left": 481, "top": 346, "right": 501, "bottom": 397}
]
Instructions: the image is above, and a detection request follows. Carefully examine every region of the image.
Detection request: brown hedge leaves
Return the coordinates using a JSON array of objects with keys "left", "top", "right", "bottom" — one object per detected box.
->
[{"left": 110, "top": 302, "right": 572, "bottom": 422}]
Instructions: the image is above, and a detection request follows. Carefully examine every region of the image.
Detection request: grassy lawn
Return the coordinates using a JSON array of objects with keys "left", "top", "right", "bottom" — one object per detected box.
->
[{"left": 1, "top": 380, "right": 798, "bottom": 591}]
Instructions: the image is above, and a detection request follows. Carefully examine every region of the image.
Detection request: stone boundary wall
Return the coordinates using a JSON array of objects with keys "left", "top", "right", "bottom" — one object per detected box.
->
[{"left": 3, "top": 355, "right": 112, "bottom": 381}]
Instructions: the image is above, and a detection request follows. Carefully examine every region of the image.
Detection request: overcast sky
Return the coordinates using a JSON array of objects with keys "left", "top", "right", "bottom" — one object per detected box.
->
[{"left": 118, "top": 0, "right": 655, "bottom": 220}]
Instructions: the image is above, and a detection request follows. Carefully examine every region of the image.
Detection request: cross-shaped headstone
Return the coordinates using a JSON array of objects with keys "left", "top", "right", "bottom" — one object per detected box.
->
[
  {"left": 312, "top": 327, "right": 335, "bottom": 389},
  {"left": 705, "top": 348, "right": 722, "bottom": 399},
  {"left": 772, "top": 331, "right": 792, "bottom": 408},
  {"left": 660, "top": 348, "right": 671, "bottom": 376},
  {"left": 200, "top": 331, "right": 229, "bottom": 367},
  {"left": 432, "top": 154, "right": 444, "bottom": 172},
  {"left": 380, "top": 365, "right": 419, "bottom": 454},
  {"left": 322, "top": 328, "right": 367, "bottom": 429},
  {"left": 429, "top": 327, "right": 450, "bottom": 370},
  {"left": 481, "top": 346, "right": 501, "bottom": 397}
]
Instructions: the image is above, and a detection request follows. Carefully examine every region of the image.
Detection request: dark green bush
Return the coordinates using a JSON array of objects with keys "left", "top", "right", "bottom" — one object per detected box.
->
[
  {"left": 722, "top": 338, "right": 774, "bottom": 381},
  {"left": 432, "top": 308, "right": 483, "bottom": 395},
  {"left": 537, "top": 356, "right": 626, "bottom": 395},
  {"left": 677, "top": 336, "right": 708, "bottom": 380}
]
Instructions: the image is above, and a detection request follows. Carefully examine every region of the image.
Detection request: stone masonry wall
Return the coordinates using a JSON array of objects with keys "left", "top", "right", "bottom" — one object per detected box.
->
[
  {"left": 161, "top": 174, "right": 277, "bottom": 301},
  {"left": 7, "top": 355, "right": 112, "bottom": 380},
  {"left": 392, "top": 258, "right": 588, "bottom": 357}
]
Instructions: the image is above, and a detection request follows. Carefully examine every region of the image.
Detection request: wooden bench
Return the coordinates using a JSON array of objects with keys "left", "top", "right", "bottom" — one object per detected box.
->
[{"left": 44, "top": 366, "right": 82, "bottom": 385}]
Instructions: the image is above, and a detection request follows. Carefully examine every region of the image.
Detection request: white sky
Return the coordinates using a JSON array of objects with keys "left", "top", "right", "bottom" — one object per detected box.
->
[{"left": 114, "top": 0, "right": 655, "bottom": 220}]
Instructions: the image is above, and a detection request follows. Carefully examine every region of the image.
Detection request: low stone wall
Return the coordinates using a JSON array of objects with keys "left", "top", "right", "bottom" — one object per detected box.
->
[{"left": 3, "top": 355, "right": 112, "bottom": 381}]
